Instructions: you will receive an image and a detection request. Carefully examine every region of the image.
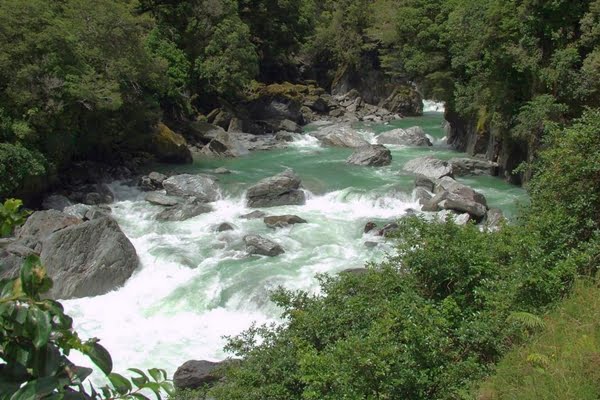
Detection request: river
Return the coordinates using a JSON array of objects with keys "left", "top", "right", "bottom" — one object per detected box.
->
[{"left": 63, "top": 106, "right": 528, "bottom": 378}]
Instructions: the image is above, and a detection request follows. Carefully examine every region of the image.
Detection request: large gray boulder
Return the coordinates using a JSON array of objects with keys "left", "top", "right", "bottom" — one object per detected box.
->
[
  {"left": 314, "top": 125, "right": 369, "bottom": 148},
  {"left": 200, "top": 131, "right": 249, "bottom": 157},
  {"left": 156, "top": 200, "right": 213, "bottom": 222},
  {"left": 40, "top": 217, "right": 138, "bottom": 299},
  {"left": 403, "top": 156, "right": 454, "bottom": 180},
  {"left": 346, "top": 145, "right": 392, "bottom": 166},
  {"left": 434, "top": 177, "right": 488, "bottom": 207},
  {"left": 376, "top": 127, "right": 432, "bottom": 146},
  {"left": 439, "top": 195, "right": 487, "bottom": 220},
  {"left": 449, "top": 157, "right": 498, "bottom": 176},
  {"left": 264, "top": 215, "right": 307, "bottom": 229},
  {"left": 163, "top": 174, "right": 219, "bottom": 202},
  {"left": 244, "top": 235, "right": 285, "bottom": 257},
  {"left": 173, "top": 360, "right": 230, "bottom": 390},
  {"left": 18, "top": 210, "right": 82, "bottom": 240},
  {"left": 246, "top": 170, "right": 306, "bottom": 208}
]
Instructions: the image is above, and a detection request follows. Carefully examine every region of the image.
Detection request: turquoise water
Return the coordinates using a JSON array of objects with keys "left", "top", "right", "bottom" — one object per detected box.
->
[{"left": 64, "top": 111, "right": 528, "bottom": 380}]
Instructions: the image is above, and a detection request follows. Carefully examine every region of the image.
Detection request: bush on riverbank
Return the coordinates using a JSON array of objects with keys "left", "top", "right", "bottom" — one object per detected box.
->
[{"left": 204, "top": 110, "right": 600, "bottom": 399}]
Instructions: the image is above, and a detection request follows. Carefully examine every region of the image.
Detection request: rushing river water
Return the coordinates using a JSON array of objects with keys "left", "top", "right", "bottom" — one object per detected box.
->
[{"left": 63, "top": 108, "right": 528, "bottom": 378}]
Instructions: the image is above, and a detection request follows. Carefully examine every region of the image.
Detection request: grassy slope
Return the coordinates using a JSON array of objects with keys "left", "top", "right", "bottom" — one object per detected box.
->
[{"left": 476, "top": 281, "right": 600, "bottom": 400}]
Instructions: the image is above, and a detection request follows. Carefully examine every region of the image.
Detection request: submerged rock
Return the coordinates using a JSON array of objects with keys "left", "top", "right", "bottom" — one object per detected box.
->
[
  {"left": 244, "top": 235, "right": 285, "bottom": 257},
  {"left": 403, "top": 156, "right": 454, "bottom": 180},
  {"left": 216, "top": 222, "right": 235, "bottom": 232},
  {"left": 264, "top": 215, "right": 307, "bottom": 229},
  {"left": 346, "top": 145, "right": 392, "bottom": 167},
  {"left": 376, "top": 127, "right": 432, "bottom": 146},
  {"left": 163, "top": 174, "right": 219, "bottom": 202},
  {"left": 240, "top": 210, "right": 268, "bottom": 220},
  {"left": 246, "top": 169, "right": 306, "bottom": 208},
  {"left": 364, "top": 222, "right": 378, "bottom": 234}
]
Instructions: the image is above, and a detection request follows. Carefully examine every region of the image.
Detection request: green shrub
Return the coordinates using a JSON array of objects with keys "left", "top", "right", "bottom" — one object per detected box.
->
[
  {"left": 0, "top": 198, "right": 30, "bottom": 237},
  {"left": 0, "top": 256, "right": 175, "bottom": 400},
  {"left": 0, "top": 143, "right": 46, "bottom": 199}
]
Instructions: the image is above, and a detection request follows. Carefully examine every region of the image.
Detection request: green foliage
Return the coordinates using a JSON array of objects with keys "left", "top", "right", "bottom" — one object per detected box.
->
[
  {"left": 476, "top": 281, "right": 600, "bottom": 400},
  {"left": 0, "top": 199, "right": 30, "bottom": 238},
  {"left": 0, "top": 256, "right": 175, "bottom": 400},
  {"left": 0, "top": 143, "right": 47, "bottom": 199}
]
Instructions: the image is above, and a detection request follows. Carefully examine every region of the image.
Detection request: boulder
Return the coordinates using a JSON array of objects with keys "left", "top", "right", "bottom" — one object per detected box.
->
[
  {"left": 347, "top": 145, "right": 392, "bottom": 167},
  {"left": 163, "top": 174, "right": 219, "bottom": 202},
  {"left": 213, "top": 167, "right": 231, "bottom": 174},
  {"left": 63, "top": 204, "right": 92, "bottom": 220},
  {"left": 173, "top": 360, "right": 225, "bottom": 390},
  {"left": 40, "top": 217, "right": 138, "bottom": 299},
  {"left": 246, "top": 170, "right": 306, "bottom": 208},
  {"left": 200, "top": 131, "right": 249, "bottom": 157},
  {"left": 240, "top": 211, "right": 267, "bottom": 220},
  {"left": 434, "top": 177, "right": 487, "bottom": 207},
  {"left": 378, "top": 222, "right": 400, "bottom": 237},
  {"left": 275, "top": 131, "right": 296, "bottom": 142},
  {"left": 415, "top": 174, "right": 435, "bottom": 192},
  {"left": 216, "top": 223, "right": 235, "bottom": 232},
  {"left": 449, "top": 157, "right": 498, "bottom": 176},
  {"left": 403, "top": 156, "right": 454, "bottom": 180},
  {"left": 84, "top": 207, "right": 112, "bottom": 221},
  {"left": 278, "top": 119, "right": 302, "bottom": 133},
  {"left": 145, "top": 192, "right": 181, "bottom": 207},
  {"left": 379, "top": 85, "right": 424, "bottom": 116},
  {"left": 156, "top": 200, "right": 213, "bottom": 222},
  {"left": 18, "top": 210, "right": 82, "bottom": 240},
  {"left": 436, "top": 210, "right": 471, "bottom": 226},
  {"left": 318, "top": 126, "right": 369, "bottom": 148},
  {"left": 139, "top": 172, "right": 167, "bottom": 191},
  {"left": 0, "top": 242, "right": 39, "bottom": 280},
  {"left": 438, "top": 194, "right": 487, "bottom": 220},
  {"left": 151, "top": 123, "right": 193, "bottom": 164},
  {"left": 414, "top": 187, "right": 433, "bottom": 205},
  {"left": 376, "top": 128, "right": 432, "bottom": 146},
  {"left": 264, "top": 215, "right": 308, "bottom": 229},
  {"left": 42, "top": 195, "right": 72, "bottom": 211},
  {"left": 364, "top": 222, "right": 377, "bottom": 234},
  {"left": 484, "top": 208, "right": 505, "bottom": 231},
  {"left": 244, "top": 235, "right": 285, "bottom": 257}
]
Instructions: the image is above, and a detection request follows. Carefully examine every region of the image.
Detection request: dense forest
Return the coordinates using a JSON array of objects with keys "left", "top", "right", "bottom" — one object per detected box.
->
[{"left": 1, "top": 0, "right": 600, "bottom": 399}]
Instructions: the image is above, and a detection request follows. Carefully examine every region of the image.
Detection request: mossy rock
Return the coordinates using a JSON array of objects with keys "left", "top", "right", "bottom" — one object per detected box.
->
[{"left": 151, "top": 123, "right": 192, "bottom": 164}]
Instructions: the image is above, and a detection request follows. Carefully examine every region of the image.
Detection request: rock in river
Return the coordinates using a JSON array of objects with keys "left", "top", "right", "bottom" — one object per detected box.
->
[
  {"left": 244, "top": 235, "right": 285, "bottom": 256},
  {"left": 156, "top": 200, "right": 213, "bottom": 222},
  {"left": 163, "top": 174, "right": 220, "bottom": 202},
  {"left": 246, "top": 169, "right": 306, "bottom": 208},
  {"left": 347, "top": 144, "right": 392, "bottom": 166},
  {"left": 403, "top": 156, "right": 454, "bottom": 180},
  {"left": 174, "top": 360, "right": 226, "bottom": 390},
  {"left": 264, "top": 215, "right": 308, "bottom": 229},
  {"left": 376, "top": 127, "right": 432, "bottom": 146}
]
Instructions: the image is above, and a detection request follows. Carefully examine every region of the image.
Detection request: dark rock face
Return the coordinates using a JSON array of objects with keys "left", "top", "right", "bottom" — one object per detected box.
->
[
  {"left": 139, "top": 172, "right": 167, "bottom": 191},
  {"left": 246, "top": 170, "right": 306, "bottom": 208},
  {"left": 42, "top": 195, "right": 73, "bottom": 211},
  {"left": 39, "top": 217, "right": 138, "bottom": 299},
  {"left": 156, "top": 200, "right": 213, "bottom": 222},
  {"left": 264, "top": 215, "right": 308, "bottom": 229},
  {"left": 403, "top": 156, "right": 454, "bottom": 180},
  {"left": 415, "top": 174, "right": 435, "bottom": 192},
  {"left": 163, "top": 174, "right": 219, "bottom": 202},
  {"left": 346, "top": 145, "right": 392, "bottom": 166},
  {"left": 449, "top": 157, "right": 498, "bottom": 176},
  {"left": 173, "top": 360, "right": 225, "bottom": 390},
  {"left": 151, "top": 123, "right": 193, "bottom": 164},
  {"left": 244, "top": 235, "right": 285, "bottom": 257},
  {"left": 376, "top": 128, "right": 432, "bottom": 147}
]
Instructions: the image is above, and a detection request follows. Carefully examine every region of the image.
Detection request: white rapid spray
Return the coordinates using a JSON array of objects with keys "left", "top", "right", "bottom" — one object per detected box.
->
[{"left": 63, "top": 178, "right": 417, "bottom": 378}]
